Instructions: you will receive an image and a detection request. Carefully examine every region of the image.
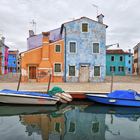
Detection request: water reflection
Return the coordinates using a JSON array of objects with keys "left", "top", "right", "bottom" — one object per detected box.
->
[{"left": 0, "top": 104, "right": 140, "bottom": 140}]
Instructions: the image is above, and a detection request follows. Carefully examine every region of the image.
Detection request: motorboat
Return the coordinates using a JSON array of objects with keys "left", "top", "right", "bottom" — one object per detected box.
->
[
  {"left": 0, "top": 89, "right": 59, "bottom": 105},
  {"left": 86, "top": 90, "right": 140, "bottom": 107}
]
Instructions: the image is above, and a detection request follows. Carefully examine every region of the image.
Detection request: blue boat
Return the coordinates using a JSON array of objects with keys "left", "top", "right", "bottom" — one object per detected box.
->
[{"left": 86, "top": 90, "right": 140, "bottom": 107}]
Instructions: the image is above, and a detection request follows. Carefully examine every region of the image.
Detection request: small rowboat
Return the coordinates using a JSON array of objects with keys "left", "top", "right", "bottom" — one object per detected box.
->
[
  {"left": 0, "top": 89, "right": 59, "bottom": 105},
  {"left": 86, "top": 90, "right": 140, "bottom": 107}
]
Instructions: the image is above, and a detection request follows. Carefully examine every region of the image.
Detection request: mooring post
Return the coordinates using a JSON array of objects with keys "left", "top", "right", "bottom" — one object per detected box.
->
[
  {"left": 110, "top": 72, "right": 114, "bottom": 93},
  {"left": 47, "top": 74, "right": 52, "bottom": 93},
  {"left": 17, "top": 70, "right": 21, "bottom": 91},
  {"left": 17, "top": 55, "right": 21, "bottom": 91}
]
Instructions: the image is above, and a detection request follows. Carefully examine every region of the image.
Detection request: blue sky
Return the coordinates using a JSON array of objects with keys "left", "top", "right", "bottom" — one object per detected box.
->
[{"left": 0, "top": 0, "right": 140, "bottom": 52}]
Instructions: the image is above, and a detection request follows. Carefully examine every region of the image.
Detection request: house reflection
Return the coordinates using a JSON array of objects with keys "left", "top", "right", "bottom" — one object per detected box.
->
[
  {"left": 64, "top": 106, "right": 106, "bottom": 140},
  {"left": 20, "top": 105, "right": 106, "bottom": 140},
  {"left": 20, "top": 114, "right": 65, "bottom": 140}
]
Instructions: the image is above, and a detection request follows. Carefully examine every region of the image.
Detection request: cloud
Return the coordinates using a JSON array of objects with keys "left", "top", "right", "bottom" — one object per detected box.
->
[{"left": 0, "top": 0, "right": 140, "bottom": 52}]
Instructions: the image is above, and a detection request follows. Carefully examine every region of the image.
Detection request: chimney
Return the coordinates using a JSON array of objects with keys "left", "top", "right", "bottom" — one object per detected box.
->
[
  {"left": 128, "top": 49, "right": 131, "bottom": 53},
  {"left": 1, "top": 37, "right": 5, "bottom": 44},
  {"left": 97, "top": 14, "right": 104, "bottom": 24},
  {"left": 29, "top": 30, "right": 34, "bottom": 37}
]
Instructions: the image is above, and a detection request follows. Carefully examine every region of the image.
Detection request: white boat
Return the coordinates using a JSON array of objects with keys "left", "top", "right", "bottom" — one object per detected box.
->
[{"left": 0, "top": 89, "right": 59, "bottom": 105}]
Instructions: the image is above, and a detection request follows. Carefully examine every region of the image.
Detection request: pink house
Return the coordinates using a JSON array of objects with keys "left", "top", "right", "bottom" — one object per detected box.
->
[{"left": 4, "top": 46, "right": 9, "bottom": 74}]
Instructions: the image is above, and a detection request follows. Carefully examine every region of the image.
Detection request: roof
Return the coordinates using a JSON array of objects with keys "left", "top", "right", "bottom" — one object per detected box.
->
[
  {"left": 9, "top": 50, "right": 19, "bottom": 55},
  {"left": 60, "top": 16, "right": 108, "bottom": 34},
  {"left": 62, "top": 16, "right": 108, "bottom": 28},
  {"left": 106, "top": 49, "right": 132, "bottom": 55},
  {"left": 21, "top": 39, "right": 63, "bottom": 54},
  {"left": 133, "top": 42, "right": 140, "bottom": 50}
]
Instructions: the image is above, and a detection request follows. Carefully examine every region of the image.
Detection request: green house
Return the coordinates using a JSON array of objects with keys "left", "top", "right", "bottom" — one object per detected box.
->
[{"left": 106, "top": 49, "right": 132, "bottom": 76}]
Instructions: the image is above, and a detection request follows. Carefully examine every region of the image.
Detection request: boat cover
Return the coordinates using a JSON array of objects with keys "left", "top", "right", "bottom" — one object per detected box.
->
[
  {"left": 0, "top": 89, "right": 53, "bottom": 98},
  {"left": 108, "top": 90, "right": 137, "bottom": 100},
  {"left": 48, "top": 86, "right": 64, "bottom": 96}
]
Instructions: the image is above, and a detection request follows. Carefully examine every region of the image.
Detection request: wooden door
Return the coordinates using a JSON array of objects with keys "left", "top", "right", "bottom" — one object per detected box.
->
[
  {"left": 79, "top": 65, "right": 89, "bottom": 82},
  {"left": 29, "top": 66, "right": 36, "bottom": 79}
]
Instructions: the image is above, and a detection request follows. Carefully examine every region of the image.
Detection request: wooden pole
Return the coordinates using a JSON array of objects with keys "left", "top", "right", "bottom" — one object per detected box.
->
[
  {"left": 47, "top": 74, "right": 52, "bottom": 93},
  {"left": 17, "top": 55, "right": 21, "bottom": 91},
  {"left": 110, "top": 72, "right": 114, "bottom": 93},
  {"left": 17, "top": 72, "right": 21, "bottom": 91}
]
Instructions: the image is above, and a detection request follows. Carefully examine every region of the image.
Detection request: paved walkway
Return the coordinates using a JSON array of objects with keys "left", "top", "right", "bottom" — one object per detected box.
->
[
  {"left": 0, "top": 82, "right": 140, "bottom": 93},
  {"left": 0, "top": 74, "right": 140, "bottom": 93}
]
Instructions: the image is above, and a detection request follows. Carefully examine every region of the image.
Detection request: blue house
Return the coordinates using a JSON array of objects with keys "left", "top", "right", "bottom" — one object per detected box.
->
[
  {"left": 8, "top": 50, "right": 19, "bottom": 73},
  {"left": 125, "top": 50, "right": 133, "bottom": 75},
  {"left": 60, "top": 14, "right": 108, "bottom": 82}
]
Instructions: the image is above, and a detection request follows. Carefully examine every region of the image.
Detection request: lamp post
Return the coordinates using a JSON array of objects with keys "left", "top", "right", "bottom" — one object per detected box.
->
[{"left": 106, "top": 43, "right": 119, "bottom": 49}]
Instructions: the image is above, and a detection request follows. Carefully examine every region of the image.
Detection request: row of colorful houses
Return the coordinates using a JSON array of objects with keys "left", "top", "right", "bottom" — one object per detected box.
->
[
  {"left": 21, "top": 14, "right": 107, "bottom": 82},
  {"left": 0, "top": 36, "right": 20, "bottom": 75},
  {"left": 20, "top": 14, "right": 133, "bottom": 83}
]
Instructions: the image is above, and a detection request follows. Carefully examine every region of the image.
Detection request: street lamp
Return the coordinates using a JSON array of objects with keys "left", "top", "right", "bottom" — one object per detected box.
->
[{"left": 106, "top": 43, "right": 119, "bottom": 49}]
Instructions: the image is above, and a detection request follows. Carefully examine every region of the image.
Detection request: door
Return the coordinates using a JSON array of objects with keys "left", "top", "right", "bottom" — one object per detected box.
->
[
  {"left": 29, "top": 66, "right": 36, "bottom": 79},
  {"left": 79, "top": 65, "right": 89, "bottom": 82}
]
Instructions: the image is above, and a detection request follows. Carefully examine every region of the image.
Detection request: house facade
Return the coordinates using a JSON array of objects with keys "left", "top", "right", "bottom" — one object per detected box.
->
[
  {"left": 0, "top": 52, "right": 2, "bottom": 75},
  {"left": 133, "top": 43, "right": 140, "bottom": 75},
  {"left": 21, "top": 15, "right": 107, "bottom": 82},
  {"left": 21, "top": 32, "right": 64, "bottom": 82},
  {"left": 4, "top": 46, "right": 9, "bottom": 74},
  {"left": 106, "top": 49, "right": 133, "bottom": 76},
  {"left": 8, "top": 50, "right": 19, "bottom": 73},
  {"left": 0, "top": 37, "right": 9, "bottom": 75},
  {"left": 61, "top": 15, "right": 107, "bottom": 82}
]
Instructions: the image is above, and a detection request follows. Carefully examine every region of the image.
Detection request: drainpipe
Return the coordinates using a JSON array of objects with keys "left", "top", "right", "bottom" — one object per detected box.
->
[{"left": 63, "top": 26, "right": 67, "bottom": 82}]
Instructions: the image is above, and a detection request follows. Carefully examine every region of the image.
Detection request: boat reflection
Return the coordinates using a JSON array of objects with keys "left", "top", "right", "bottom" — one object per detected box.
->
[{"left": 0, "top": 105, "right": 58, "bottom": 116}]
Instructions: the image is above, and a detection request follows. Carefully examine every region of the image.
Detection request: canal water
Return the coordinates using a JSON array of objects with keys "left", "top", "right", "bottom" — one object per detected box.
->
[{"left": 0, "top": 103, "right": 140, "bottom": 140}]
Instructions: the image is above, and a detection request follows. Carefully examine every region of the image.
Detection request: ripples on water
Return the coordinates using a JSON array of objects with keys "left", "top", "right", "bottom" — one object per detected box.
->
[{"left": 0, "top": 103, "right": 140, "bottom": 140}]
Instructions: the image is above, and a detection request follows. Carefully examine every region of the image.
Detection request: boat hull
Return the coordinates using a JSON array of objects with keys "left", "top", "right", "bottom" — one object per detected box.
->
[
  {"left": 86, "top": 94, "right": 140, "bottom": 107},
  {"left": 0, "top": 93, "right": 58, "bottom": 105}
]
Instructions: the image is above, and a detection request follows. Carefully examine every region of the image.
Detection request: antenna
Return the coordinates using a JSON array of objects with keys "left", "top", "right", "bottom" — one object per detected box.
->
[
  {"left": 92, "top": 3, "right": 99, "bottom": 16},
  {"left": 30, "top": 19, "right": 36, "bottom": 34}
]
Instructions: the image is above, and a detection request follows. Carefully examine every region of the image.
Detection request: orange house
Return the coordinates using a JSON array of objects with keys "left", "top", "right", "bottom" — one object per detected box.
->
[
  {"left": 21, "top": 32, "right": 64, "bottom": 82},
  {"left": 0, "top": 52, "right": 2, "bottom": 75},
  {"left": 21, "top": 114, "right": 65, "bottom": 139}
]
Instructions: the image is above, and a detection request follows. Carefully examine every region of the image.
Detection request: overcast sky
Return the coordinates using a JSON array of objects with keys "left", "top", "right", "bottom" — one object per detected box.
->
[{"left": 0, "top": 0, "right": 140, "bottom": 52}]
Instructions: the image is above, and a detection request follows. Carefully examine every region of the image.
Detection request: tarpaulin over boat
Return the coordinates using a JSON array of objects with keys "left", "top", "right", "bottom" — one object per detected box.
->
[
  {"left": 0, "top": 89, "right": 52, "bottom": 98},
  {"left": 108, "top": 90, "right": 137, "bottom": 100}
]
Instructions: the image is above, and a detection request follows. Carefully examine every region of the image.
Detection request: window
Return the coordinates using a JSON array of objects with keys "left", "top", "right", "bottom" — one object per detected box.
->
[
  {"left": 111, "top": 56, "right": 115, "bottom": 61},
  {"left": 54, "top": 63, "right": 61, "bottom": 72},
  {"left": 118, "top": 66, "right": 124, "bottom": 72},
  {"left": 82, "top": 23, "right": 88, "bottom": 32},
  {"left": 55, "top": 44, "right": 61, "bottom": 52},
  {"left": 13, "top": 61, "right": 16, "bottom": 64},
  {"left": 93, "top": 43, "right": 99, "bottom": 53},
  {"left": 128, "top": 68, "right": 131, "bottom": 72},
  {"left": 69, "top": 66, "right": 75, "bottom": 76},
  {"left": 120, "top": 56, "right": 123, "bottom": 61},
  {"left": 94, "top": 66, "right": 100, "bottom": 76},
  {"left": 69, "top": 42, "right": 76, "bottom": 53},
  {"left": 92, "top": 122, "right": 99, "bottom": 133},
  {"left": 69, "top": 122, "right": 76, "bottom": 133},
  {"left": 54, "top": 122, "right": 61, "bottom": 133},
  {"left": 110, "top": 66, "right": 115, "bottom": 72},
  {"left": 128, "top": 60, "right": 131, "bottom": 64}
]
